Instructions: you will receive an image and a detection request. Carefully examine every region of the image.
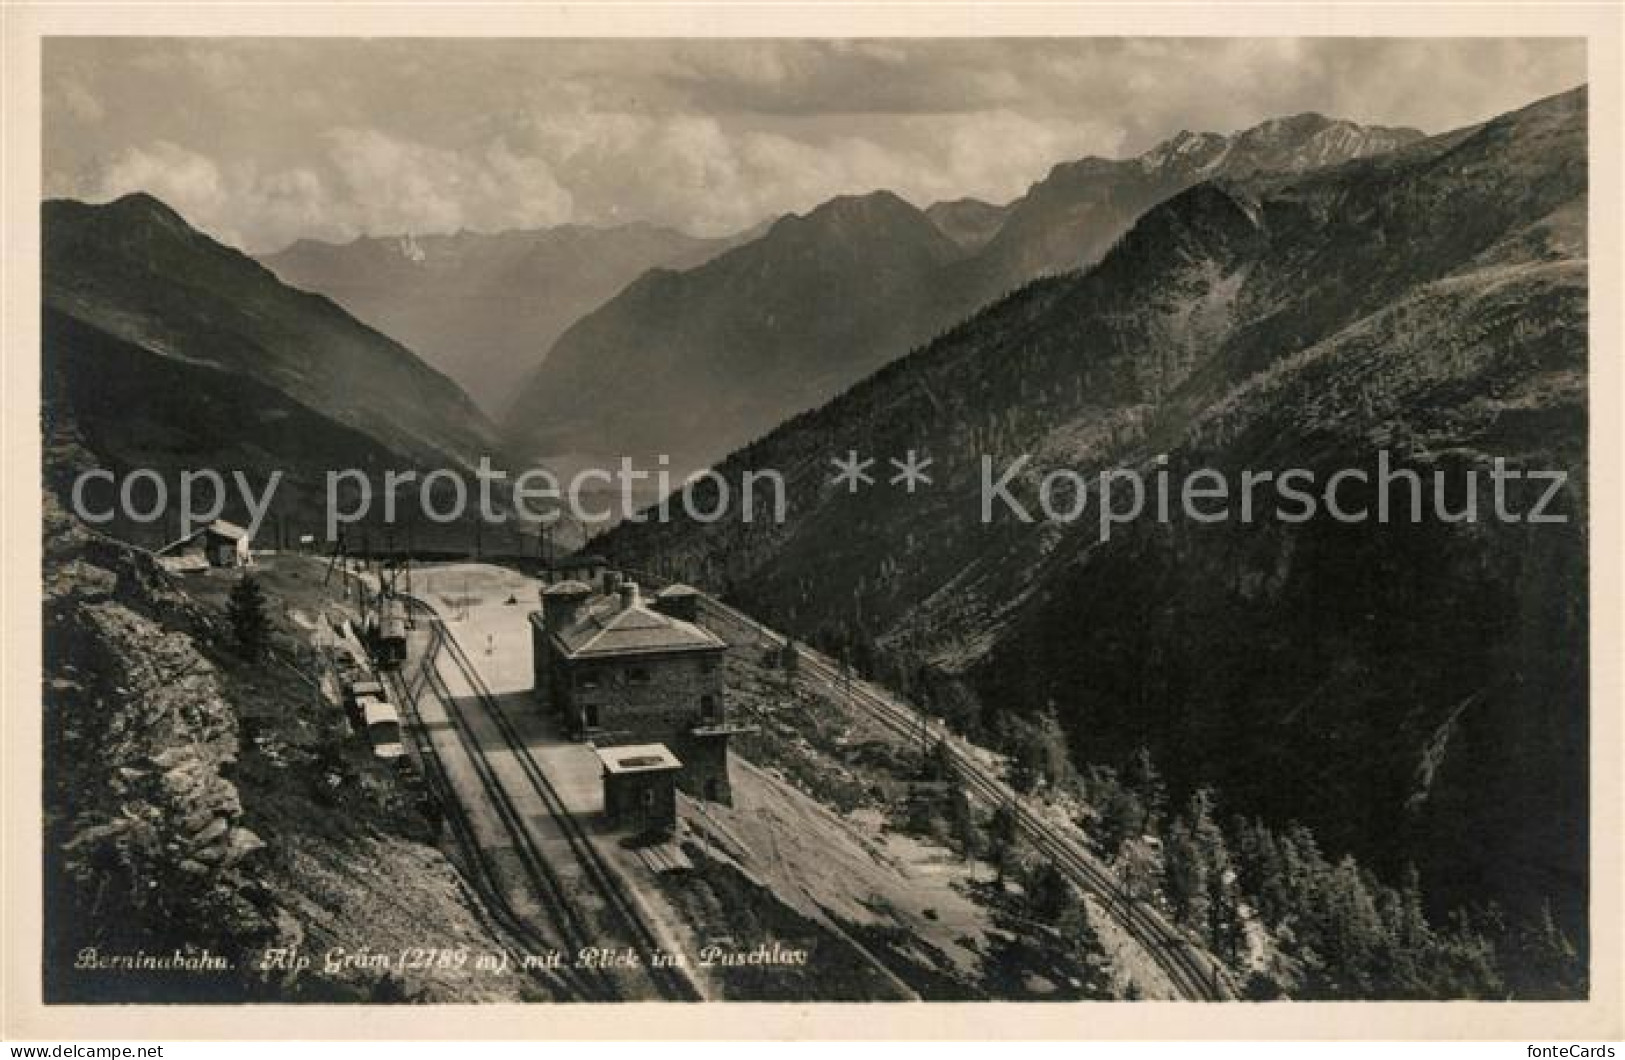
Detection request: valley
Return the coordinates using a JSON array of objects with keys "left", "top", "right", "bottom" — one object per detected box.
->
[{"left": 39, "top": 74, "right": 1591, "bottom": 1003}]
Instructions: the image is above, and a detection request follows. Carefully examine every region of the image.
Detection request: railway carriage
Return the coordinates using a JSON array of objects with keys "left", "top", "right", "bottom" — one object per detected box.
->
[
  {"left": 368, "top": 596, "right": 409, "bottom": 669},
  {"left": 358, "top": 695, "right": 405, "bottom": 760}
]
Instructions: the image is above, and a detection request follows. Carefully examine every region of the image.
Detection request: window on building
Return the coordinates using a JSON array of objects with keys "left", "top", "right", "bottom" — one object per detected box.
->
[
  {"left": 576, "top": 668, "right": 601, "bottom": 690},
  {"left": 701, "top": 658, "right": 719, "bottom": 675},
  {"left": 700, "top": 695, "right": 719, "bottom": 722},
  {"left": 627, "top": 666, "right": 651, "bottom": 685}
]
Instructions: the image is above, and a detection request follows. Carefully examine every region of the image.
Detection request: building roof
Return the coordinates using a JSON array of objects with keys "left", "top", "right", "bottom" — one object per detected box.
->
[
  {"left": 207, "top": 519, "right": 250, "bottom": 541},
  {"left": 595, "top": 742, "right": 682, "bottom": 775},
  {"left": 542, "top": 579, "right": 594, "bottom": 596},
  {"left": 156, "top": 553, "right": 210, "bottom": 573},
  {"left": 550, "top": 592, "right": 725, "bottom": 659},
  {"left": 155, "top": 519, "right": 251, "bottom": 555},
  {"left": 654, "top": 583, "right": 700, "bottom": 598}
]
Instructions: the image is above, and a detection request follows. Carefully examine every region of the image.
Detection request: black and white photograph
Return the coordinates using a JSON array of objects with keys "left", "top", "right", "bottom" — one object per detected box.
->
[{"left": 5, "top": 4, "right": 1622, "bottom": 1045}]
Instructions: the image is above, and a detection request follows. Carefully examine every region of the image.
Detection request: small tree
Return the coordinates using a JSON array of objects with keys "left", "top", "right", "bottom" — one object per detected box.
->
[
  {"left": 949, "top": 787, "right": 981, "bottom": 861},
  {"left": 1096, "top": 783, "right": 1148, "bottom": 859},
  {"left": 1026, "top": 861, "right": 1076, "bottom": 921},
  {"left": 1123, "top": 747, "right": 1168, "bottom": 835},
  {"left": 1113, "top": 836, "right": 1163, "bottom": 904},
  {"left": 988, "top": 800, "right": 1024, "bottom": 882},
  {"left": 227, "top": 574, "right": 271, "bottom": 661},
  {"left": 1033, "top": 705, "right": 1076, "bottom": 793}
]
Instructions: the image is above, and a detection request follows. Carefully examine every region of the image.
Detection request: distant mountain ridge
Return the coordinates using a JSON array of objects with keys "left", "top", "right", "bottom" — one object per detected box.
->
[
  {"left": 925, "top": 197, "right": 1012, "bottom": 251},
  {"left": 262, "top": 221, "right": 742, "bottom": 415},
  {"left": 504, "top": 111, "right": 1423, "bottom": 474},
  {"left": 948, "top": 111, "right": 1424, "bottom": 308}
]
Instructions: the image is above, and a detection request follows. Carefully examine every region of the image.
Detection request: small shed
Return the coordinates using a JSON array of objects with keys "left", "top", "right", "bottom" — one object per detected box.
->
[
  {"left": 596, "top": 743, "right": 682, "bottom": 835},
  {"left": 157, "top": 519, "right": 252, "bottom": 570}
]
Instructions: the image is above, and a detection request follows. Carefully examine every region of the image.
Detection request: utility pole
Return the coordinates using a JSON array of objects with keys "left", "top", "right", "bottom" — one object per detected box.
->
[{"left": 324, "top": 532, "right": 348, "bottom": 590}]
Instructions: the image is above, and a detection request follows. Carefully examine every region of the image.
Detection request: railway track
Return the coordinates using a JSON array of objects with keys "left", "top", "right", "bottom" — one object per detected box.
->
[
  {"left": 397, "top": 594, "right": 703, "bottom": 1002},
  {"left": 689, "top": 592, "right": 1236, "bottom": 1002},
  {"left": 382, "top": 623, "right": 608, "bottom": 1001}
]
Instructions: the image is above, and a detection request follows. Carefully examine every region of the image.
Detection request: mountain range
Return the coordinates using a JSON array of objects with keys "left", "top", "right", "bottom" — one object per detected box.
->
[
  {"left": 261, "top": 223, "right": 742, "bottom": 415},
  {"left": 39, "top": 88, "right": 1588, "bottom": 945},
  {"left": 503, "top": 112, "right": 1422, "bottom": 474},
  {"left": 599, "top": 87, "right": 1589, "bottom": 939},
  {"left": 502, "top": 190, "right": 967, "bottom": 475}
]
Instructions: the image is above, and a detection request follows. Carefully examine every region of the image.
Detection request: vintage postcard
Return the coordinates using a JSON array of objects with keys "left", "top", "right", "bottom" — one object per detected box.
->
[{"left": 3, "top": 1, "right": 1621, "bottom": 1042}]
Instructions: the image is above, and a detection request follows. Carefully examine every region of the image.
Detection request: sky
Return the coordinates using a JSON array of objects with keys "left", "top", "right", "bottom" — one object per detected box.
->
[{"left": 43, "top": 38, "right": 1585, "bottom": 254}]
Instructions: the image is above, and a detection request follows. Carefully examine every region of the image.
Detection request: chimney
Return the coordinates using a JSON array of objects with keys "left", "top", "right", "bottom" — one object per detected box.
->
[
  {"left": 620, "top": 581, "right": 640, "bottom": 610},
  {"left": 542, "top": 581, "right": 592, "bottom": 633}
]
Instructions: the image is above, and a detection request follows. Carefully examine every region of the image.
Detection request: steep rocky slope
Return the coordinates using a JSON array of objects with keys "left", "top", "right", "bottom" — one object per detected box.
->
[
  {"left": 42, "top": 496, "right": 536, "bottom": 1002},
  {"left": 601, "top": 88, "right": 1588, "bottom": 944}
]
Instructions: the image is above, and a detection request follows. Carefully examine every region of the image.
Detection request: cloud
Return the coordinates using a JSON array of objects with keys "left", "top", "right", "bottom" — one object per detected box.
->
[
  {"left": 511, "top": 105, "right": 1127, "bottom": 236},
  {"left": 42, "top": 38, "right": 1587, "bottom": 251},
  {"left": 322, "top": 127, "right": 574, "bottom": 242},
  {"left": 72, "top": 129, "right": 574, "bottom": 252},
  {"left": 658, "top": 40, "right": 1034, "bottom": 116},
  {"left": 52, "top": 78, "right": 105, "bottom": 125},
  {"left": 92, "top": 141, "right": 231, "bottom": 227},
  {"left": 78, "top": 142, "right": 329, "bottom": 251}
]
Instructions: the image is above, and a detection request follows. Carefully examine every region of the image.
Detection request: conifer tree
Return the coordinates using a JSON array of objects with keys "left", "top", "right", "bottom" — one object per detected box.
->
[{"left": 227, "top": 574, "right": 271, "bottom": 661}]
